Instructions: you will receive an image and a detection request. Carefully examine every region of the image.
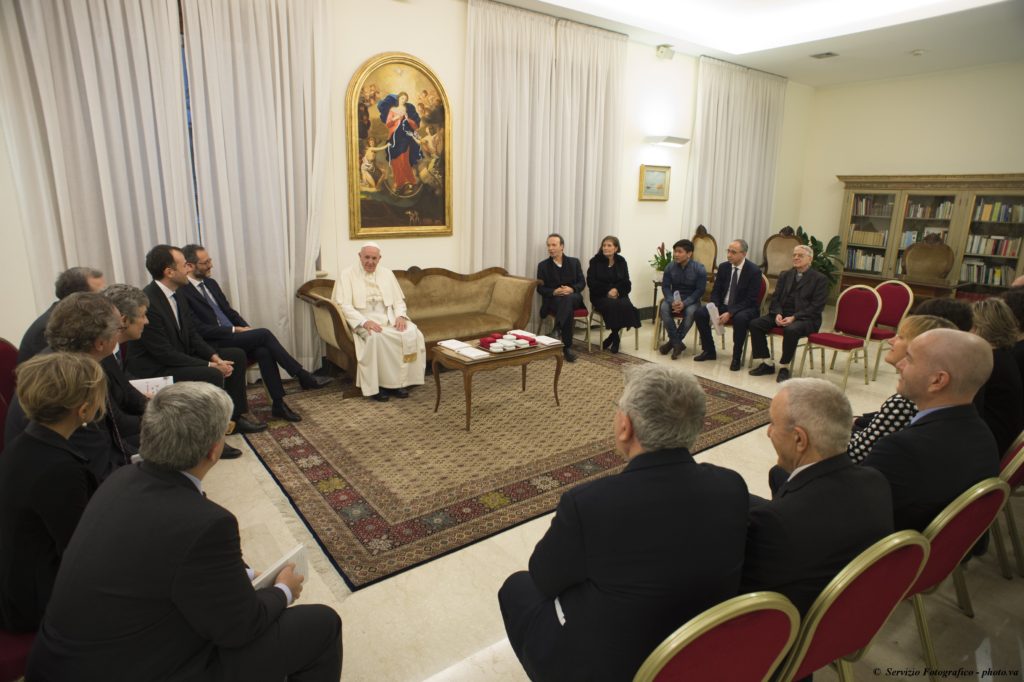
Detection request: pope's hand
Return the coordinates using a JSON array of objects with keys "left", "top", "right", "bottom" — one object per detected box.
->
[
  {"left": 395, "top": 316, "right": 408, "bottom": 332},
  {"left": 363, "top": 320, "right": 383, "bottom": 333}
]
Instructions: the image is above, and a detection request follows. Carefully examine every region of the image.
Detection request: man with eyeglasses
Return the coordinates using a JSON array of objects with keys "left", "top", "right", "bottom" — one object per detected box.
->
[
  {"left": 178, "top": 245, "right": 331, "bottom": 423},
  {"left": 693, "top": 239, "right": 762, "bottom": 371}
]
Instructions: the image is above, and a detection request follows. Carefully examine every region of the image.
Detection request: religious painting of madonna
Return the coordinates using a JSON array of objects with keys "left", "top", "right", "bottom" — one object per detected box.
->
[{"left": 346, "top": 53, "right": 452, "bottom": 238}]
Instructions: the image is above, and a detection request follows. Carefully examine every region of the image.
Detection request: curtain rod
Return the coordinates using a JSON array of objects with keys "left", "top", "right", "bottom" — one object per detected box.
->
[
  {"left": 700, "top": 55, "right": 786, "bottom": 81},
  {"left": 485, "top": 0, "right": 629, "bottom": 38}
]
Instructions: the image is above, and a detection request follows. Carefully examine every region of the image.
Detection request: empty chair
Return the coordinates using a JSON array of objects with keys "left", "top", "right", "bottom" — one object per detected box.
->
[
  {"left": 798, "top": 285, "right": 882, "bottom": 389},
  {"left": 870, "top": 280, "right": 914, "bottom": 380},
  {"left": 991, "top": 432, "right": 1024, "bottom": 578}
]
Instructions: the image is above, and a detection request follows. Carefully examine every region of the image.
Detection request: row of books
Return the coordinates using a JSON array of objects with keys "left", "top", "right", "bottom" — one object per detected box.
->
[
  {"left": 973, "top": 201, "right": 1024, "bottom": 223},
  {"left": 853, "top": 196, "right": 894, "bottom": 217},
  {"left": 846, "top": 248, "right": 884, "bottom": 272},
  {"left": 899, "top": 227, "right": 948, "bottom": 248},
  {"left": 848, "top": 228, "right": 887, "bottom": 247},
  {"left": 963, "top": 234, "right": 1021, "bottom": 257},
  {"left": 905, "top": 200, "right": 954, "bottom": 219},
  {"left": 960, "top": 261, "right": 1015, "bottom": 286}
]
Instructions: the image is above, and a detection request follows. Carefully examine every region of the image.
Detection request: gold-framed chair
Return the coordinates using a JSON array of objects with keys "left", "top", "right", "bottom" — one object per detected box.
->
[
  {"left": 590, "top": 309, "right": 639, "bottom": 352},
  {"left": 903, "top": 237, "right": 955, "bottom": 280},
  {"left": 904, "top": 478, "right": 1011, "bottom": 670},
  {"left": 692, "top": 224, "right": 718, "bottom": 298},
  {"left": 869, "top": 280, "right": 914, "bottom": 381},
  {"left": 632, "top": 592, "right": 799, "bottom": 682},
  {"left": 991, "top": 431, "right": 1024, "bottom": 578},
  {"left": 761, "top": 231, "right": 802, "bottom": 299},
  {"left": 773, "top": 530, "right": 930, "bottom": 682},
  {"left": 798, "top": 285, "right": 883, "bottom": 389}
]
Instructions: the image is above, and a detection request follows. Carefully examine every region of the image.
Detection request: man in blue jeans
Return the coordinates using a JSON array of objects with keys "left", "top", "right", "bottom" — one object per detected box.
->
[{"left": 659, "top": 239, "right": 706, "bottom": 360}]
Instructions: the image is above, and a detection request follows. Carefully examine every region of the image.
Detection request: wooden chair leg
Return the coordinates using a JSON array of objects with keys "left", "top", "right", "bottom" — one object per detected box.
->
[
  {"left": 840, "top": 352, "right": 853, "bottom": 390},
  {"left": 818, "top": 347, "right": 826, "bottom": 374},
  {"left": 835, "top": 658, "right": 854, "bottom": 682},
  {"left": 798, "top": 344, "right": 809, "bottom": 376},
  {"left": 1005, "top": 501, "right": 1024, "bottom": 577},
  {"left": 862, "top": 348, "right": 870, "bottom": 385},
  {"left": 951, "top": 565, "right": 974, "bottom": 617},
  {"left": 911, "top": 594, "right": 939, "bottom": 670},
  {"left": 991, "top": 516, "right": 1014, "bottom": 580}
]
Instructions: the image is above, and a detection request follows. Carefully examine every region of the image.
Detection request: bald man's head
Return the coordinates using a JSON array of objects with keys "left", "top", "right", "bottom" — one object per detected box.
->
[{"left": 896, "top": 328, "right": 993, "bottom": 407}]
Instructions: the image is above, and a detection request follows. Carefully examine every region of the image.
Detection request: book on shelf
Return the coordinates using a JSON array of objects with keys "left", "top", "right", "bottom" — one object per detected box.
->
[
  {"left": 965, "top": 234, "right": 1021, "bottom": 257},
  {"left": 900, "top": 231, "right": 917, "bottom": 249},
  {"left": 854, "top": 196, "right": 894, "bottom": 217},
  {"left": 845, "top": 248, "right": 884, "bottom": 272},
  {"left": 959, "top": 259, "right": 1015, "bottom": 286},
  {"left": 905, "top": 200, "right": 953, "bottom": 219},
  {"left": 974, "top": 200, "right": 1024, "bottom": 223},
  {"left": 849, "top": 228, "right": 886, "bottom": 246}
]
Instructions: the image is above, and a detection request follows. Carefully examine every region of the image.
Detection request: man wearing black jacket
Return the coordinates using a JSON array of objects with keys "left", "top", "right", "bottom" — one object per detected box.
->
[
  {"left": 693, "top": 238, "right": 763, "bottom": 371},
  {"left": 537, "top": 233, "right": 586, "bottom": 362}
]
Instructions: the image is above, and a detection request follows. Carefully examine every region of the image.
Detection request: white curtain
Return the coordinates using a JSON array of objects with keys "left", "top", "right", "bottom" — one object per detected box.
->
[
  {"left": 683, "top": 57, "right": 787, "bottom": 262},
  {"left": 181, "top": 0, "right": 330, "bottom": 369},
  {"left": 0, "top": 0, "right": 195, "bottom": 305},
  {"left": 464, "top": 0, "right": 625, "bottom": 286}
]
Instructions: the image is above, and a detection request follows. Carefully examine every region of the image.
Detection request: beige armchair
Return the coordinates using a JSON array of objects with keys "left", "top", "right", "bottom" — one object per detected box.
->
[
  {"left": 692, "top": 224, "right": 717, "bottom": 297},
  {"left": 762, "top": 230, "right": 802, "bottom": 297},
  {"left": 903, "top": 237, "right": 955, "bottom": 281}
]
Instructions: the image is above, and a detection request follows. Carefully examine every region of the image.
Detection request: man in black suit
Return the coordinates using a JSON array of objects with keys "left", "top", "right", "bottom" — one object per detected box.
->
[
  {"left": 179, "top": 244, "right": 331, "bottom": 423},
  {"left": 537, "top": 233, "right": 586, "bottom": 362},
  {"left": 4, "top": 292, "right": 128, "bottom": 481},
  {"left": 28, "top": 382, "right": 342, "bottom": 681},
  {"left": 742, "top": 378, "right": 894, "bottom": 614},
  {"left": 17, "top": 266, "right": 105, "bottom": 364},
  {"left": 498, "top": 364, "right": 749, "bottom": 681},
  {"left": 748, "top": 244, "right": 829, "bottom": 383},
  {"left": 125, "top": 245, "right": 266, "bottom": 440},
  {"left": 863, "top": 329, "right": 1000, "bottom": 531},
  {"left": 693, "top": 238, "right": 763, "bottom": 371},
  {"left": 101, "top": 283, "right": 151, "bottom": 449}
]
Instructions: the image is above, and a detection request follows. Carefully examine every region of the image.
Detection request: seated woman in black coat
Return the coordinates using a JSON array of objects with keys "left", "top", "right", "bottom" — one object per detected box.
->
[
  {"left": 586, "top": 236, "right": 641, "bottom": 353},
  {"left": 0, "top": 352, "right": 105, "bottom": 631},
  {"left": 970, "top": 297, "right": 1024, "bottom": 457}
]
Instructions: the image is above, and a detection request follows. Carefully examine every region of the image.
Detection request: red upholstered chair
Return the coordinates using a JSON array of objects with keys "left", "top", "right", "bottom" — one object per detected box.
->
[
  {"left": 0, "top": 337, "right": 17, "bottom": 446},
  {"left": 905, "top": 478, "right": 1010, "bottom": 670},
  {"left": 797, "top": 285, "right": 882, "bottom": 390},
  {"left": 591, "top": 309, "right": 639, "bottom": 351},
  {"left": 632, "top": 592, "right": 799, "bottom": 682},
  {"left": 870, "top": 280, "right": 914, "bottom": 380},
  {"left": 991, "top": 431, "right": 1024, "bottom": 578},
  {"left": 537, "top": 307, "right": 590, "bottom": 349},
  {"left": 0, "top": 628, "right": 35, "bottom": 682},
  {"left": 773, "top": 530, "right": 929, "bottom": 682}
]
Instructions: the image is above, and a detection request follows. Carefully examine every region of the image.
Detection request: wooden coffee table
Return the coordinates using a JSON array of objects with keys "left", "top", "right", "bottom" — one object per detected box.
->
[{"left": 431, "top": 342, "right": 564, "bottom": 431}]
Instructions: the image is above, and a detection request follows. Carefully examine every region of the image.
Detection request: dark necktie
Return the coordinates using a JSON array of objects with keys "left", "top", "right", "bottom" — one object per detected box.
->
[
  {"left": 105, "top": 396, "right": 130, "bottom": 465},
  {"left": 726, "top": 266, "right": 740, "bottom": 306},
  {"left": 199, "top": 282, "right": 234, "bottom": 328},
  {"left": 170, "top": 292, "right": 181, "bottom": 329}
]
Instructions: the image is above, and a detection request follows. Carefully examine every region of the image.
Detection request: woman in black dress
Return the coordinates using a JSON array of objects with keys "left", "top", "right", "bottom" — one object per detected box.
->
[
  {"left": 0, "top": 352, "right": 105, "bottom": 631},
  {"left": 970, "top": 297, "right": 1024, "bottom": 457},
  {"left": 586, "top": 236, "right": 641, "bottom": 353}
]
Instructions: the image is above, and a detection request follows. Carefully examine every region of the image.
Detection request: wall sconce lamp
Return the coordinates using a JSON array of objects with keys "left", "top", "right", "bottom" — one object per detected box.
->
[{"left": 644, "top": 135, "right": 690, "bottom": 148}]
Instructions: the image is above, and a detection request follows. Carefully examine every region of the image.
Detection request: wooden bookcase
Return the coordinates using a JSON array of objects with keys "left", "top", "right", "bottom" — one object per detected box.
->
[{"left": 837, "top": 174, "right": 1024, "bottom": 300}]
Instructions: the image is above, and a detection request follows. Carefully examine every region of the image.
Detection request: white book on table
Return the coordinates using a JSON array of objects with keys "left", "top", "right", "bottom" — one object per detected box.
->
[
  {"left": 129, "top": 376, "right": 173, "bottom": 396},
  {"left": 508, "top": 329, "right": 536, "bottom": 338},
  {"left": 252, "top": 544, "right": 307, "bottom": 591},
  {"left": 437, "top": 339, "right": 471, "bottom": 350},
  {"left": 456, "top": 347, "right": 490, "bottom": 360},
  {"left": 534, "top": 335, "right": 562, "bottom": 346}
]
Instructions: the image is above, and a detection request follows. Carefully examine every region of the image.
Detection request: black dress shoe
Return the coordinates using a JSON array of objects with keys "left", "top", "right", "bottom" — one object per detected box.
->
[
  {"left": 390, "top": 387, "right": 410, "bottom": 399},
  {"left": 658, "top": 341, "right": 673, "bottom": 355},
  {"left": 671, "top": 343, "right": 684, "bottom": 360},
  {"left": 564, "top": 348, "right": 578, "bottom": 363},
  {"left": 693, "top": 351, "right": 717, "bottom": 362},
  {"left": 299, "top": 373, "right": 333, "bottom": 390},
  {"left": 749, "top": 363, "right": 776, "bottom": 376},
  {"left": 221, "top": 444, "right": 243, "bottom": 460},
  {"left": 271, "top": 402, "right": 302, "bottom": 422},
  {"left": 610, "top": 337, "right": 620, "bottom": 354},
  {"left": 776, "top": 368, "right": 791, "bottom": 383},
  {"left": 729, "top": 359, "right": 742, "bottom": 371},
  {"left": 233, "top": 416, "right": 268, "bottom": 434},
  {"left": 370, "top": 392, "right": 389, "bottom": 402}
]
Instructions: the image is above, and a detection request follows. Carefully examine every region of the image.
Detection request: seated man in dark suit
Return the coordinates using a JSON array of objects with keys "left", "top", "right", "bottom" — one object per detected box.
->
[
  {"left": 748, "top": 244, "right": 829, "bottom": 383},
  {"left": 537, "top": 233, "right": 586, "bottom": 362},
  {"left": 862, "top": 329, "right": 999, "bottom": 531},
  {"left": 28, "top": 382, "right": 343, "bottom": 682},
  {"left": 742, "top": 378, "right": 894, "bottom": 614},
  {"left": 179, "top": 244, "right": 331, "bottom": 423},
  {"left": 498, "top": 364, "right": 749, "bottom": 681},
  {"left": 126, "top": 244, "right": 265, "bottom": 443},
  {"left": 101, "top": 283, "right": 151, "bottom": 449},
  {"left": 5, "top": 292, "right": 128, "bottom": 481},
  {"left": 17, "top": 266, "right": 105, "bottom": 364},
  {"left": 693, "top": 238, "right": 763, "bottom": 371}
]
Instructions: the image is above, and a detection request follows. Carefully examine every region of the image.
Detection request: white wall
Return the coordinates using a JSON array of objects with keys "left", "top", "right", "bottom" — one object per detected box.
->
[{"left": 796, "top": 61, "right": 1024, "bottom": 244}]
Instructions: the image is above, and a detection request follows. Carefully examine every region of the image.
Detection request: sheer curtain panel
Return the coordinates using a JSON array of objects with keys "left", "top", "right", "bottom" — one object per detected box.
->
[
  {"left": 683, "top": 57, "right": 787, "bottom": 258},
  {"left": 0, "top": 0, "right": 195, "bottom": 305},
  {"left": 181, "top": 0, "right": 330, "bottom": 369}
]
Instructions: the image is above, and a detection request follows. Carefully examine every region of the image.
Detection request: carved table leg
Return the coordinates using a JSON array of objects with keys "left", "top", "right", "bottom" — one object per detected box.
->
[
  {"left": 553, "top": 355, "right": 562, "bottom": 406},
  {"left": 432, "top": 356, "right": 442, "bottom": 413}
]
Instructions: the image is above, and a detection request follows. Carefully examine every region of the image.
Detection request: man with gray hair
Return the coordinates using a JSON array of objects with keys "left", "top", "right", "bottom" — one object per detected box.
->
[
  {"left": 741, "top": 378, "right": 893, "bottom": 614},
  {"left": 17, "top": 266, "right": 106, "bottom": 364},
  {"left": 693, "top": 238, "right": 763, "bottom": 371},
  {"left": 498, "top": 364, "right": 748, "bottom": 681},
  {"left": 102, "top": 284, "right": 152, "bottom": 448},
  {"left": 29, "top": 382, "right": 343, "bottom": 681},
  {"left": 334, "top": 242, "right": 425, "bottom": 401},
  {"left": 748, "top": 244, "right": 828, "bottom": 382},
  {"left": 863, "top": 329, "right": 999, "bottom": 531}
]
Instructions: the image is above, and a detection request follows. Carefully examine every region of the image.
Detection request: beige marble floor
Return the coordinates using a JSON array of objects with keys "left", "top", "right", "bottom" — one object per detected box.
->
[{"left": 205, "top": 310, "right": 1024, "bottom": 682}]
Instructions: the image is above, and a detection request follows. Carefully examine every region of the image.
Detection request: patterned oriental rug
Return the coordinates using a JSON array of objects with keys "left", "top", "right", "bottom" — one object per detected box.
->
[{"left": 243, "top": 351, "right": 771, "bottom": 589}]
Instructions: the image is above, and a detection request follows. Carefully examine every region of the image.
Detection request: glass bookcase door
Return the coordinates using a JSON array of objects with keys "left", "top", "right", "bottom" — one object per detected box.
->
[
  {"left": 959, "top": 194, "right": 1024, "bottom": 290},
  {"left": 895, "top": 193, "right": 956, "bottom": 276},
  {"left": 845, "top": 192, "right": 895, "bottom": 275}
]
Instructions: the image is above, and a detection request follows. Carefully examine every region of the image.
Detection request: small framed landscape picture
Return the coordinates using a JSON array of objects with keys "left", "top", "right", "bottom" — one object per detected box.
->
[{"left": 638, "top": 165, "right": 670, "bottom": 201}]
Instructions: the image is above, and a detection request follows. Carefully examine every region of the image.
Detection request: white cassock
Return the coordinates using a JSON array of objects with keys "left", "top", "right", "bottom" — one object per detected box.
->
[{"left": 335, "top": 265, "right": 426, "bottom": 397}]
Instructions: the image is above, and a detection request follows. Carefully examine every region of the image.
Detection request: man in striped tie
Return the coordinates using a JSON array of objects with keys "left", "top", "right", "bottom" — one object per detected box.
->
[{"left": 693, "top": 239, "right": 763, "bottom": 371}]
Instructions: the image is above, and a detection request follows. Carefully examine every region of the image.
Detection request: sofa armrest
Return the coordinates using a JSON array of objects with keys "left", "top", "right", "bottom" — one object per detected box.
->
[
  {"left": 485, "top": 276, "right": 540, "bottom": 329},
  {"left": 297, "top": 279, "right": 355, "bottom": 372}
]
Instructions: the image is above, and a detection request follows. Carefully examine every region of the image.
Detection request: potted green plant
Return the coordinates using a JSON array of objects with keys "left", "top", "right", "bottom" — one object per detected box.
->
[{"left": 649, "top": 242, "right": 671, "bottom": 278}]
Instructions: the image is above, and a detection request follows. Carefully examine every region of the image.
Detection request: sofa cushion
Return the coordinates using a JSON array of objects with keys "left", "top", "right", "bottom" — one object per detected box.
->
[
  {"left": 415, "top": 312, "right": 515, "bottom": 344},
  {"left": 400, "top": 274, "right": 497, "bottom": 318}
]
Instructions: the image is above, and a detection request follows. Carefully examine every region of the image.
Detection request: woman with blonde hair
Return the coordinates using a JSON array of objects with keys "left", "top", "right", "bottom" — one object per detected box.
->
[
  {"left": 0, "top": 352, "right": 106, "bottom": 631},
  {"left": 971, "top": 297, "right": 1023, "bottom": 455},
  {"left": 848, "top": 314, "right": 956, "bottom": 462}
]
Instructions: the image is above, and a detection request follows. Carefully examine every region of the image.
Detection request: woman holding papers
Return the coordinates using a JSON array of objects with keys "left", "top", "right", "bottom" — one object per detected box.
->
[
  {"left": 587, "top": 236, "right": 641, "bottom": 353},
  {"left": 0, "top": 353, "right": 105, "bottom": 631}
]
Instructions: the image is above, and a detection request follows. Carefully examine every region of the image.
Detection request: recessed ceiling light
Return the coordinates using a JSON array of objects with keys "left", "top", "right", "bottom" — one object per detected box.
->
[
  {"left": 909, "top": 48, "right": 927, "bottom": 56},
  {"left": 810, "top": 52, "right": 839, "bottom": 59}
]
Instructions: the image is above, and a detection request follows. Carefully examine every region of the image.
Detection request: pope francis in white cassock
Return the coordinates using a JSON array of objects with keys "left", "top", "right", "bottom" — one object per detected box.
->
[{"left": 334, "top": 243, "right": 426, "bottom": 401}]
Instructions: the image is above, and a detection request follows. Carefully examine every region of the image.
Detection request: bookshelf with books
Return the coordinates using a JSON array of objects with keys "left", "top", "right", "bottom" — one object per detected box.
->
[{"left": 837, "top": 174, "right": 1024, "bottom": 301}]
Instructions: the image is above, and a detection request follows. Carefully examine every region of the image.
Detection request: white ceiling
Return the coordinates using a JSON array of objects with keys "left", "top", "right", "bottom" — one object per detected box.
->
[{"left": 499, "top": 0, "right": 1024, "bottom": 86}]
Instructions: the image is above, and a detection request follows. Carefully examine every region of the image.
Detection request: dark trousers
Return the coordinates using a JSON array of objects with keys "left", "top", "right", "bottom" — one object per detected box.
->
[
  {"left": 214, "top": 328, "right": 304, "bottom": 405},
  {"left": 162, "top": 346, "right": 249, "bottom": 418},
  {"left": 218, "top": 604, "right": 342, "bottom": 682},
  {"left": 498, "top": 571, "right": 576, "bottom": 682},
  {"left": 693, "top": 304, "right": 758, "bottom": 362},
  {"left": 748, "top": 315, "right": 817, "bottom": 365},
  {"left": 542, "top": 293, "right": 584, "bottom": 349}
]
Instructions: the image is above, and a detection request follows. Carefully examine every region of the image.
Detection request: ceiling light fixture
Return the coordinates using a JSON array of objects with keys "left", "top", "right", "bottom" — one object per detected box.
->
[
  {"left": 810, "top": 51, "right": 839, "bottom": 59},
  {"left": 644, "top": 135, "right": 690, "bottom": 148}
]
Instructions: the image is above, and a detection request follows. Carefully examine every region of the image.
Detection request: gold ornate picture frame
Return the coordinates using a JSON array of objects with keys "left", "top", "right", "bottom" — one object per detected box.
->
[
  {"left": 346, "top": 53, "right": 452, "bottom": 238},
  {"left": 638, "top": 164, "right": 670, "bottom": 201}
]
